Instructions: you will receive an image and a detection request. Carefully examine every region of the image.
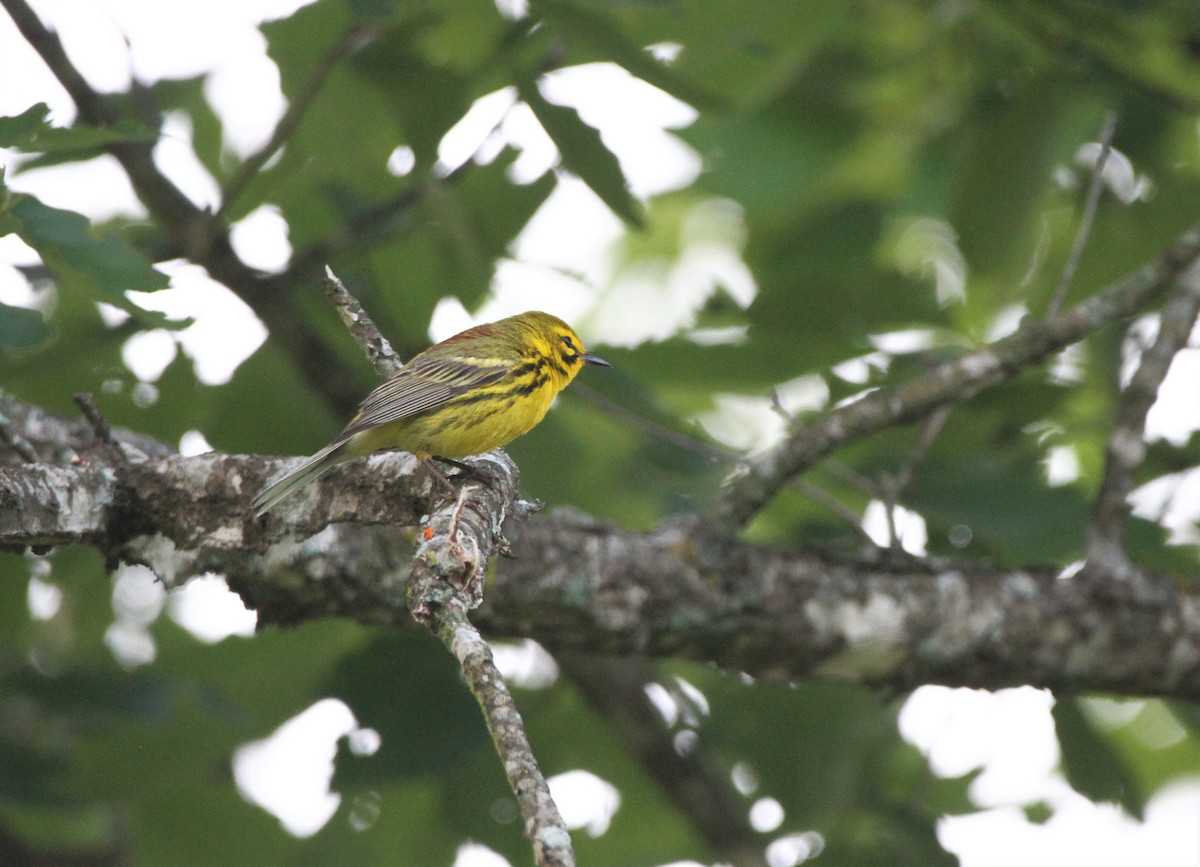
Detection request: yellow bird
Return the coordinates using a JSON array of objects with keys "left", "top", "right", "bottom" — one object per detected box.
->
[{"left": 253, "top": 310, "right": 610, "bottom": 515}]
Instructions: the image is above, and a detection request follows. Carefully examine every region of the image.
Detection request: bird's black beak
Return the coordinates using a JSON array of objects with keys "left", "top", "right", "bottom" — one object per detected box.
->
[{"left": 582, "top": 352, "right": 611, "bottom": 368}]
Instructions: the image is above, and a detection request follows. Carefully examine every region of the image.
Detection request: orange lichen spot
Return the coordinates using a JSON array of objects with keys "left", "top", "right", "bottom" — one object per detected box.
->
[{"left": 422, "top": 526, "right": 435, "bottom": 540}]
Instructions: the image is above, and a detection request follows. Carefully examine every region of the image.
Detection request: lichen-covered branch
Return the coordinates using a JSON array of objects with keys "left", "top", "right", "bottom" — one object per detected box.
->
[
  {"left": 484, "top": 513, "right": 1200, "bottom": 701},
  {"left": 716, "top": 220, "right": 1200, "bottom": 528},
  {"left": 421, "top": 592, "right": 575, "bottom": 867},
  {"left": 4, "top": 393, "right": 1200, "bottom": 701},
  {"left": 322, "top": 267, "right": 404, "bottom": 378}
]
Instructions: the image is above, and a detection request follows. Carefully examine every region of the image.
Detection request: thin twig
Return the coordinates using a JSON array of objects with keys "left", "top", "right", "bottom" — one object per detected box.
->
[
  {"left": 1085, "top": 263, "right": 1200, "bottom": 577},
  {"left": 893, "top": 405, "right": 952, "bottom": 492},
  {"left": 217, "top": 23, "right": 380, "bottom": 220},
  {"left": 1047, "top": 111, "right": 1118, "bottom": 317},
  {"left": 571, "top": 384, "right": 878, "bottom": 545},
  {"left": 422, "top": 597, "right": 575, "bottom": 867},
  {"left": 322, "top": 267, "right": 404, "bottom": 377},
  {"left": 72, "top": 393, "right": 117, "bottom": 449},
  {"left": 0, "top": 411, "right": 40, "bottom": 462},
  {"left": 715, "top": 219, "right": 1200, "bottom": 528},
  {"left": 288, "top": 157, "right": 477, "bottom": 279},
  {"left": 875, "top": 406, "right": 952, "bottom": 551}
]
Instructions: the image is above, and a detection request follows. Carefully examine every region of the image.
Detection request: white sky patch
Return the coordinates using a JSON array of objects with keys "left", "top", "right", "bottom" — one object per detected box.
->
[
  {"left": 27, "top": 576, "right": 63, "bottom": 621},
  {"left": 869, "top": 328, "right": 939, "bottom": 355},
  {"left": 497, "top": 100, "right": 560, "bottom": 184},
  {"left": 539, "top": 63, "right": 700, "bottom": 198},
  {"left": 179, "top": 429, "right": 214, "bottom": 456},
  {"left": 386, "top": 145, "right": 416, "bottom": 177},
  {"left": 155, "top": 111, "right": 222, "bottom": 210},
  {"left": 105, "top": 563, "right": 166, "bottom": 669},
  {"left": 4, "top": 155, "right": 146, "bottom": 222},
  {"left": 863, "top": 501, "right": 928, "bottom": 556},
  {"left": 766, "top": 831, "right": 825, "bottom": 867},
  {"left": 985, "top": 304, "right": 1028, "bottom": 343},
  {"left": 1044, "top": 444, "right": 1080, "bottom": 487},
  {"left": 488, "top": 639, "right": 559, "bottom": 690},
  {"left": 234, "top": 698, "right": 357, "bottom": 837},
  {"left": 437, "top": 86, "right": 519, "bottom": 174},
  {"left": 547, "top": 770, "right": 620, "bottom": 837},
  {"left": 167, "top": 574, "right": 258, "bottom": 643},
  {"left": 774, "top": 374, "right": 830, "bottom": 416},
  {"left": 38, "top": 0, "right": 133, "bottom": 93},
  {"left": 941, "top": 782, "right": 1200, "bottom": 867},
  {"left": 230, "top": 204, "right": 292, "bottom": 273},
  {"left": 1146, "top": 348, "right": 1200, "bottom": 446},
  {"left": 591, "top": 198, "right": 756, "bottom": 348},
  {"left": 511, "top": 175, "right": 625, "bottom": 280},
  {"left": 128, "top": 262, "right": 267, "bottom": 385},
  {"left": 900, "top": 686, "right": 1061, "bottom": 806},
  {"left": 1073, "top": 143, "right": 1153, "bottom": 205},
  {"left": 832, "top": 352, "right": 890, "bottom": 385},
  {"left": 644, "top": 682, "right": 680, "bottom": 727},
  {"left": 1129, "top": 468, "right": 1200, "bottom": 546},
  {"left": 1048, "top": 342, "right": 1086, "bottom": 385},
  {"left": 452, "top": 843, "right": 514, "bottom": 867},
  {"left": 122, "top": 328, "right": 178, "bottom": 382}
]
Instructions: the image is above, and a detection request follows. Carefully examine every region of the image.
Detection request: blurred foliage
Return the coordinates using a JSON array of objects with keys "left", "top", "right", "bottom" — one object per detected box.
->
[{"left": 4, "top": 0, "right": 1200, "bottom": 864}]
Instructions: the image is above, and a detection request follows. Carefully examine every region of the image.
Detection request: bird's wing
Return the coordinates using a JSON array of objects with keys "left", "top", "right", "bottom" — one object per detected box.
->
[{"left": 337, "top": 354, "right": 511, "bottom": 439}]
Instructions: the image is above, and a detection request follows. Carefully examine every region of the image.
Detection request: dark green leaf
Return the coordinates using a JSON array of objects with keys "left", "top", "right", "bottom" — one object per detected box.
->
[
  {"left": 0, "top": 102, "right": 155, "bottom": 157},
  {"left": 0, "top": 301, "right": 50, "bottom": 349},
  {"left": 8, "top": 196, "right": 175, "bottom": 325},
  {"left": 1053, "top": 698, "right": 1146, "bottom": 819}
]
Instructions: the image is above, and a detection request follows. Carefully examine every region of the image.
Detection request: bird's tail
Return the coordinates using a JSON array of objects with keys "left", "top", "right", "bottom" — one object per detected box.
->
[{"left": 252, "top": 440, "right": 349, "bottom": 517}]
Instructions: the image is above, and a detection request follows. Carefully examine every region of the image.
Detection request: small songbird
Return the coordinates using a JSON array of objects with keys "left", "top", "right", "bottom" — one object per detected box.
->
[{"left": 252, "top": 310, "right": 610, "bottom": 516}]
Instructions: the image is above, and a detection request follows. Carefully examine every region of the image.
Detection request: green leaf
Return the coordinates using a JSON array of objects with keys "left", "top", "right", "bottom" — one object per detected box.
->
[
  {"left": 0, "top": 102, "right": 155, "bottom": 157},
  {"left": 0, "top": 103, "right": 53, "bottom": 147},
  {"left": 516, "top": 75, "right": 644, "bottom": 228},
  {"left": 1053, "top": 698, "right": 1146, "bottom": 819},
  {"left": 7, "top": 196, "right": 177, "bottom": 325},
  {"left": 0, "top": 302, "right": 50, "bottom": 349}
]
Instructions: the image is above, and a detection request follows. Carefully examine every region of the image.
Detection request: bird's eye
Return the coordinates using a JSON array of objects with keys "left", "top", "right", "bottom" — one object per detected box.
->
[{"left": 560, "top": 335, "right": 576, "bottom": 351}]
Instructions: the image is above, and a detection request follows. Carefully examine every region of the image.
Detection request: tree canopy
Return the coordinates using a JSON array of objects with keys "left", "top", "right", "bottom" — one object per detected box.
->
[{"left": 4, "top": 1, "right": 1200, "bottom": 865}]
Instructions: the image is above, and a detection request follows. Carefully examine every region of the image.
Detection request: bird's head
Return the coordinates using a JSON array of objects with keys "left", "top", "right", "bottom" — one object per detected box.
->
[{"left": 513, "top": 311, "right": 611, "bottom": 386}]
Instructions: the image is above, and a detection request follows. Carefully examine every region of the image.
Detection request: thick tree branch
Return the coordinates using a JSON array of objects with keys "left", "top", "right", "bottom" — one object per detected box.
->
[
  {"left": 486, "top": 513, "right": 1199, "bottom": 700},
  {"left": 716, "top": 220, "right": 1200, "bottom": 528},
  {"left": 5, "top": 393, "right": 1200, "bottom": 702}
]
